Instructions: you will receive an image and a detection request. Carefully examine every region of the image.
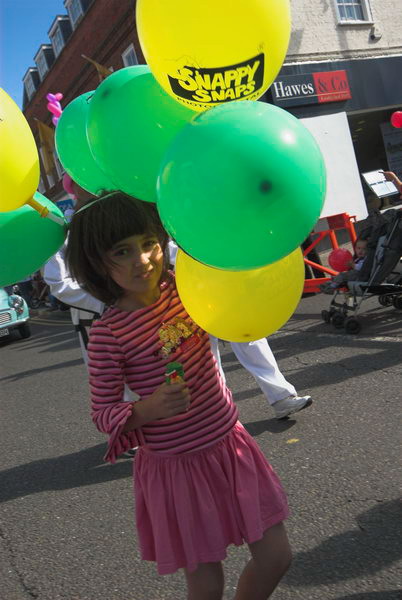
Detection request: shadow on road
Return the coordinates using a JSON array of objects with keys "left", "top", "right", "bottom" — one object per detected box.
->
[
  {"left": 0, "top": 443, "right": 132, "bottom": 503},
  {"left": 0, "top": 358, "right": 84, "bottom": 382},
  {"left": 243, "top": 418, "right": 296, "bottom": 436},
  {"left": 283, "top": 499, "right": 402, "bottom": 587},
  {"left": 334, "top": 592, "right": 401, "bottom": 599}
]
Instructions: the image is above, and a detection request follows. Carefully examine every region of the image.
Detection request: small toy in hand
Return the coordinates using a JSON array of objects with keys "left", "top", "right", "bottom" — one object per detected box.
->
[{"left": 165, "top": 362, "right": 184, "bottom": 384}]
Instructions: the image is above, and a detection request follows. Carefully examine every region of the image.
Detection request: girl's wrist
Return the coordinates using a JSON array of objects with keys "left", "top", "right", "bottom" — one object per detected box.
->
[{"left": 122, "top": 398, "right": 155, "bottom": 432}]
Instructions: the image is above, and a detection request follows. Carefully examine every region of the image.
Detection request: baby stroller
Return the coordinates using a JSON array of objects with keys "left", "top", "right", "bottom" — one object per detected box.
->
[{"left": 321, "top": 208, "right": 402, "bottom": 334}]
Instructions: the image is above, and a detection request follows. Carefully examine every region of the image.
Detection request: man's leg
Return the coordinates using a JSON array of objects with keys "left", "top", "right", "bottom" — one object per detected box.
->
[{"left": 230, "top": 339, "right": 312, "bottom": 419}]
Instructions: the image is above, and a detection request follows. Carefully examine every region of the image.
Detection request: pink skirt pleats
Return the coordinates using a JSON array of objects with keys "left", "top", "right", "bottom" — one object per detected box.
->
[{"left": 134, "top": 421, "right": 289, "bottom": 575}]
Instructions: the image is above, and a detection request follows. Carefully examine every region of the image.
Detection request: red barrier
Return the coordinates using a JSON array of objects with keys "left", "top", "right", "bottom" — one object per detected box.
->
[{"left": 303, "top": 213, "right": 357, "bottom": 294}]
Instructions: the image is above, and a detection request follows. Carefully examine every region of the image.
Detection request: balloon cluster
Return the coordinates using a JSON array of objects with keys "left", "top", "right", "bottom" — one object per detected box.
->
[
  {"left": 34, "top": 1, "right": 328, "bottom": 340},
  {"left": 52, "top": 0, "right": 326, "bottom": 341},
  {"left": 0, "top": 88, "right": 66, "bottom": 287},
  {"left": 46, "top": 92, "right": 63, "bottom": 126}
]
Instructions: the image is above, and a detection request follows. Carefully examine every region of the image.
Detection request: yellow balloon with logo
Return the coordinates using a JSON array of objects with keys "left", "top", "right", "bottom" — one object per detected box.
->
[
  {"left": 176, "top": 248, "right": 304, "bottom": 342},
  {"left": 0, "top": 88, "right": 40, "bottom": 211},
  {"left": 136, "top": 0, "right": 291, "bottom": 111}
]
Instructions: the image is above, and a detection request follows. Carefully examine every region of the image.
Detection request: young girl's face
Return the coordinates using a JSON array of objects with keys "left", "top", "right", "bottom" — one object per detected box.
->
[
  {"left": 105, "top": 232, "right": 164, "bottom": 300},
  {"left": 355, "top": 240, "right": 367, "bottom": 258}
]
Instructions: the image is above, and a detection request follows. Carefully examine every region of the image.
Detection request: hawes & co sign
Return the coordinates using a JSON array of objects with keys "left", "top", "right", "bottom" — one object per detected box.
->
[{"left": 271, "top": 70, "right": 351, "bottom": 107}]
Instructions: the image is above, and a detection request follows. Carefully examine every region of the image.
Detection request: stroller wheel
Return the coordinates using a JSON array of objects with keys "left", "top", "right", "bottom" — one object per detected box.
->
[
  {"left": 379, "top": 294, "right": 392, "bottom": 307},
  {"left": 332, "top": 312, "right": 345, "bottom": 329},
  {"left": 321, "top": 309, "right": 331, "bottom": 323},
  {"left": 344, "top": 317, "right": 361, "bottom": 334},
  {"left": 392, "top": 296, "right": 402, "bottom": 310}
]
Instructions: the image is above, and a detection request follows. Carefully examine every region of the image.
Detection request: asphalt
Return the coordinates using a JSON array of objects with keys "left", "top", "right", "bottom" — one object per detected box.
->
[{"left": 0, "top": 293, "right": 401, "bottom": 600}]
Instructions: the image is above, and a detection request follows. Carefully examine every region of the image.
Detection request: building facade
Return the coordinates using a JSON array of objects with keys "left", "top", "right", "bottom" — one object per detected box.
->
[
  {"left": 22, "top": 0, "right": 142, "bottom": 208},
  {"left": 270, "top": 0, "right": 402, "bottom": 219},
  {"left": 22, "top": 0, "right": 402, "bottom": 219}
]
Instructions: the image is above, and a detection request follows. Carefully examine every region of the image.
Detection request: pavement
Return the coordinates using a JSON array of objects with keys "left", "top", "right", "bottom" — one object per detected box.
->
[{"left": 0, "top": 292, "right": 401, "bottom": 600}]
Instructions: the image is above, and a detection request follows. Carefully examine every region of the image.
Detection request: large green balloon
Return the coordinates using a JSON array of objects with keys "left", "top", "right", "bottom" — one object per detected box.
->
[
  {"left": 87, "top": 66, "right": 196, "bottom": 202},
  {"left": 55, "top": 92, "right": 116, "bottom": 195},
  {"left": 0, "top": 192, "right": 66, "bottom": 287},
  {"left": 157, "top": 101, "right": 326, "bottom": 270}
]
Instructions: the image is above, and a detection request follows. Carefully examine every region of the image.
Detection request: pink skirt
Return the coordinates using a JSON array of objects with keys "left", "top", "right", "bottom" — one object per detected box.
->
[{"left": 134, "top": 421, "right": 289, "bottom": 575}]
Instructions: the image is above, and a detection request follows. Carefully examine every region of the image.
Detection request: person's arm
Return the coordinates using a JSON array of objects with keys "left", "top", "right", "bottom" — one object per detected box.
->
[
  {"left": 88, "top": 320, "right": 141, "bottom": 462},
  {"left": 88, "top": 321, "right": 190, "bottom": 462},
  {"left": 43, "top": 248, "right": 104, "bottom": 315}
]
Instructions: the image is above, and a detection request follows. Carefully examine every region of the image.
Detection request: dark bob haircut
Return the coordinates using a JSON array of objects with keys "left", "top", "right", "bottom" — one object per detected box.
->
[{"left": 65, "top": 191, "right": 170, "bottom": 305}]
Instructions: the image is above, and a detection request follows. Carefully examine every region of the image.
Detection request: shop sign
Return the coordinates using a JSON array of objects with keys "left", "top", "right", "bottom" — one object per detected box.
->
[{"left": 271, "top": 70, "right": 351, "bottom": 107}]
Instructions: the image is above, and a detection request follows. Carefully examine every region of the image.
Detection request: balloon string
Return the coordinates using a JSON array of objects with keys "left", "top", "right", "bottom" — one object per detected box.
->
[{"left": 27, "top": 198, "right": 66, "bottom": 227}]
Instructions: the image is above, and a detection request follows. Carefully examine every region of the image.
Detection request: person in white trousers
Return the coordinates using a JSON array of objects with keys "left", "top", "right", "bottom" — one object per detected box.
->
[{"left": 169, "top": 242, "right": 312, "bottom": 420}]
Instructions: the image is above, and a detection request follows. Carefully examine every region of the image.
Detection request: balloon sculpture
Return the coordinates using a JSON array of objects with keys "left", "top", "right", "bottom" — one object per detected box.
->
[
  {"left": 328, "top": 248, "right": 353, "bottom": 272},
  {"left": 46, "top": 92, "right": 63, "bottom": 126}
]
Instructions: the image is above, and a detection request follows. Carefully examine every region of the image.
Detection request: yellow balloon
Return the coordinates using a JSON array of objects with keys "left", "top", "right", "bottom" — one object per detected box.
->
[
  {"left": 176, "top": 248, "right": 304, "bottom": 342},
  {"left": 0, "top": 88, "right": 40, "bottom": 211},
  {"left": 137, "top": 0, "right": 291, "bottom": 111}
]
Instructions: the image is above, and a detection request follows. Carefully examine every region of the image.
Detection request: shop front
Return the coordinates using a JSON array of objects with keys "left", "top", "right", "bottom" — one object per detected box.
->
[
  {"left": 265, "top": 54, "right": 402, "bottom": 290},
  {"left": 265, "top": 54, "right": 402, "bottom": 217}
]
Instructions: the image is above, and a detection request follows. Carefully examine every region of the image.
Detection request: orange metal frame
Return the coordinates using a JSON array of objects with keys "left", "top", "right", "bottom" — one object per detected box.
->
[{"left": 303, "top": 212, "right": 357, "bottom": 294}]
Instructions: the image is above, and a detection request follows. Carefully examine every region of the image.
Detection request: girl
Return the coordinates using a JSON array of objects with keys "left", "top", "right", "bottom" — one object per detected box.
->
[{"left": 66, "top": 192, "right": 291, "bottom": 600}]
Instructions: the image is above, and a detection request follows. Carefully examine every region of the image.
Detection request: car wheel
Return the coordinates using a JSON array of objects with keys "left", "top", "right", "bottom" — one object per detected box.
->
[{"left": 18, "top": 323, "right": 31, "bottom": 339}]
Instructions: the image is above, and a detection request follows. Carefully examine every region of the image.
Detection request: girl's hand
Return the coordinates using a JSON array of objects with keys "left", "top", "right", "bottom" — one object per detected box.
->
[
  {"left": 143, "top": 382, "right": 191, "bottom": 421},
  {"left": 122, "top": 382, "right": 191, "bottom": 433}
]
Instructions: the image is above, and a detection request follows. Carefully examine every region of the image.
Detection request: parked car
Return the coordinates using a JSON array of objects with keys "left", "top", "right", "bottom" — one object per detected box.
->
[{"left": 0, "top": 288, "right": 31, "bottom": 340}]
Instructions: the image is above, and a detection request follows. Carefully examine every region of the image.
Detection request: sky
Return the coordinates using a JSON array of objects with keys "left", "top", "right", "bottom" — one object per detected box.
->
[{"left": 0, "top": 0, "right": 67, "bottom": 106}]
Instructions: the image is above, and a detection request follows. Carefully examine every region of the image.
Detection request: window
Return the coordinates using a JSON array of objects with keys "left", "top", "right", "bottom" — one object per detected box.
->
[
  {"left": 122, "top": 44, "right": 138, "bottom": 67},
  {"left": 335, "top": 0, "right": 372, "bottom": 22},
  {"left": 50, "top": 27, "right": 64, "bottom": 57},
  {"left": 36, "top": 51, "right": 48, "bottom": 80},
  {"left": 23, "top": 73, "right": 36, "bottom": 100},
  {"left": 65, "top": 0, "right": 83, "bottom": 28}
]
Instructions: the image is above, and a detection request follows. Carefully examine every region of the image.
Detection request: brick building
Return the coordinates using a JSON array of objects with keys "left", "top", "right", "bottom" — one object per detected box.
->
[{"left": 22, "top": 0, "right": 142, "bottom": 207}]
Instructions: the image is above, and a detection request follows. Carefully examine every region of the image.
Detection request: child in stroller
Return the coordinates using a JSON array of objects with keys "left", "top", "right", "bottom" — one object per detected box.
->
[
  {"left": 321, "top": 208, "right": 402, "bottom": 334},
  {"left": 320, "top": 238, "right": 368, "bottom": 293}
]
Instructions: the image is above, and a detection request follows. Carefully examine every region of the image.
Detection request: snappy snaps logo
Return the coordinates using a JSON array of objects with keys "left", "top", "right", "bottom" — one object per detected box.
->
[{"left": 167, "top": 53, "right": 265, "bottom": 108}]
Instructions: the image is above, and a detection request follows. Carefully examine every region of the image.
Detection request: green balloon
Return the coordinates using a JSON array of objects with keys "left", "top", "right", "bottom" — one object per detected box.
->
[
  {"left": 157, "top": 101, "right": 326, "bottom": 270},
  {"left": 87, "top": 66, "right": 196, "bottom": 202},
  {"left": 55, "top": 92, "right": 116, "bottom": 195},
  {"left": 0, "top": 192, "right": 66, "bottom": 287}
]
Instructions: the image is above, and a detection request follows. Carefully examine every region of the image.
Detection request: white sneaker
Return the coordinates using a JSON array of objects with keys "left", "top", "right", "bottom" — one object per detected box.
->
[{"left": 273, "top": 395, "right": 313, "bottom": 420}]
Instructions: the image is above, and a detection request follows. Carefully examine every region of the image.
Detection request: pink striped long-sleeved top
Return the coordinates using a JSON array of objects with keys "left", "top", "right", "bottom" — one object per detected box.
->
[{"left": 87, "top": 278, "right": 238, "bottom": 462}]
